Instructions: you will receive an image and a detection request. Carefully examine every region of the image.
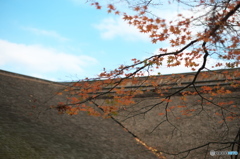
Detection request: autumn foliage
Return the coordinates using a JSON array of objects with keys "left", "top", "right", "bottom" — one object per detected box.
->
[
  {"left": 54, "top": 0, "right": 240, "bottom": 158},
  {"left": 53, "top": 0, "right": 240, "bottom": 121}
]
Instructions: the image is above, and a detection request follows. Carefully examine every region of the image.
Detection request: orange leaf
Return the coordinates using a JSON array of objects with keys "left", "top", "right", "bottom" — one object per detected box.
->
[
  {"left": 56, "top": 92, "right": 62, "bottom": 95},
  {"left": 169, "top": 106, "right": 175, "bottom": 110},
  {"left": 107, "top": 4, "right": 115, "bottom": 10},
  {"left": 134, "top": 6, "right": 140, "bottom": 11},
  {"left": 215, "top": 112, "right": 222, "bottom": 116},
  {"left": 177, "top": 105, "right": 187, "bottom": 108}
]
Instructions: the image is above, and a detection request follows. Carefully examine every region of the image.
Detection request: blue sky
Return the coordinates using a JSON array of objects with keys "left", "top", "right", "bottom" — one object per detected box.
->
[{"left": 0, "top": 0, "right": 221, "bottom": 81}]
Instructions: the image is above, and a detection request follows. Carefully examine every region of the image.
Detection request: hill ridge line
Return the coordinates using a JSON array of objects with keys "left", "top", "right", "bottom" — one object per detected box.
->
[{"left": 0, "top": 70, "right": 65, "bottom": 86}]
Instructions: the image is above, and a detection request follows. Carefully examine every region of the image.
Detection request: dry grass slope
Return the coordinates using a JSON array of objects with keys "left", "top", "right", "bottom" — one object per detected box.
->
[{"left": 0, "top": 70, "right": 157, "bottom": 159}]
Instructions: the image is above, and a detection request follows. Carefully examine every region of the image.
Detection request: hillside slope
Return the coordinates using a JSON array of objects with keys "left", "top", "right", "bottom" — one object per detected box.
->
[{"left": 0, "top": 70, "right": 157, "bottom": 159}]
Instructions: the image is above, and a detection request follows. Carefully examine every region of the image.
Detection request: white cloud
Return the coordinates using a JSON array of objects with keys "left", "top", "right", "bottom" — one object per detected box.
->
[
  {"left": 23, "top": 27, "right": 69, "bottom": 42},
  {"left": 94, "top": 17, "right": 150, "bottom": 42},
  {"left": 93, "top": 1, "right": 213, "bottom": 43},
  {"left": 0, "top": 39, "right": 97, "bottom": 76},
  {"left": 93, "top": 4, "right": 204, "bottom": 42}
]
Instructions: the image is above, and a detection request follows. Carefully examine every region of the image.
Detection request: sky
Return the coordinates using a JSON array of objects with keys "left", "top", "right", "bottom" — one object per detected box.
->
[{"left": 0, "top": 0, "right": 223, "bottom": 82}]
